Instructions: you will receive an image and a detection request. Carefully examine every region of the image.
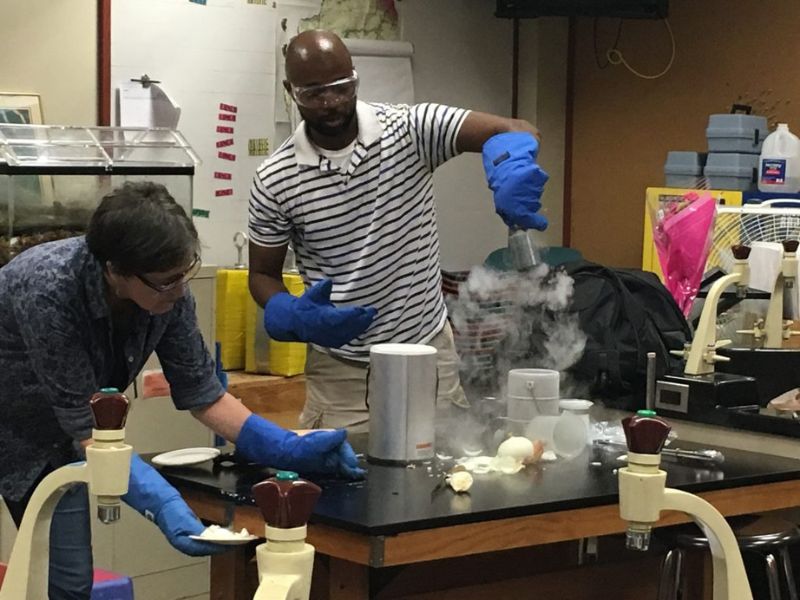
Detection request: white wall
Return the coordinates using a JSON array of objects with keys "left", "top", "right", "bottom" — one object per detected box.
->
[
  {"left": 0, "top": 0, "right": 98, "bottom": 565},
  {"left": 519, "top": 17, "right": 569, "bottom": 249},
  {"left": 399, "top": 0, "right": 514, "bottom": 271},
  {"left": 0, "top": 0, "right": 97, "bottom": 125},
  {"left": 399, "top": 2, "right": 568, "bottom": 269},
  {"left": 0, "top": 0, "right": 567, "bottom": 268}
]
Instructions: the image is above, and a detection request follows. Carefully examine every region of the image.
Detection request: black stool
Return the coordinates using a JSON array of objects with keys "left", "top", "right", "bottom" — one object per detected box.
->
[{"left": 656, "top": 515, "right": 800, "bottom": 600}]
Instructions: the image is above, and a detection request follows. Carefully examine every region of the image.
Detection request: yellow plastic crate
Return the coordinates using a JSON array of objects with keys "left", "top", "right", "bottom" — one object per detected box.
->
[
  {"left": 215, "top": 268, "right": 249, "bottom": 370},
  {"left": 245, "top": 273, "right": 307, "bottom": 376}
]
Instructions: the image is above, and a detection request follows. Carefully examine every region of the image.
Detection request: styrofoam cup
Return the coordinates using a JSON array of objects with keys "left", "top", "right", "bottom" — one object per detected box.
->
[
  {"left": 506, "top": 368, "right": 560, "bottom": 421},
  {"left": 508, "top": 395, "right": 559, "bottom": 421},
  {"left": 507, "top": 368, "right": 560, "bottom": 398}
]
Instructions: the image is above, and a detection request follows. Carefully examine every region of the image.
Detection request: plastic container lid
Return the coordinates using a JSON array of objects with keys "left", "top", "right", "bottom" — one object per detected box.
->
[
  {"left": 559, "top": 399, "right": 593, "bottom": 413},
  {"left": 706, "top": 114, "right": 768, "bottom": 138},
  {"left": 664, "top": 151, "right": 706, "bottom": 177},
  {"left": 664, "top": 164, "right": 703, "bottom": 176},
  {"left": 704, "top": 165, "right": 756, "bottom": 176},
  {"left": 664, "top": 151, "right": 706, "bottom": 166},
  {"left": 705, "top": 153, "right": 759, "bottom": 168}
]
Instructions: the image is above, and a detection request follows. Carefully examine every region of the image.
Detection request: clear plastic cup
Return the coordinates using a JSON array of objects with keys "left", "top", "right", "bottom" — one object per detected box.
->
[{"left": 551, "top": 412, "right": 588, "bottom": 459}]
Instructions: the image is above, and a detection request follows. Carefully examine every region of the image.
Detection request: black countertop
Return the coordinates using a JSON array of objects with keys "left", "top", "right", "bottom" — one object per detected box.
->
[{"left": 152, "top": 436, "right": 800, "bottom": 537}]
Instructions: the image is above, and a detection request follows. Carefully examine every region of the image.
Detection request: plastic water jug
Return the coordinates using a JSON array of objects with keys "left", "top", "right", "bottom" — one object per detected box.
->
[{"left": 758, "top": 123, "right": 800, "bottom": 193}]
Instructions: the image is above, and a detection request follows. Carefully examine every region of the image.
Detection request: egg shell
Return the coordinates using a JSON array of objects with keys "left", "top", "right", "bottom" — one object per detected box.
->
[{"left": 497, "top": 436, "right": 535, "bottom": 462}]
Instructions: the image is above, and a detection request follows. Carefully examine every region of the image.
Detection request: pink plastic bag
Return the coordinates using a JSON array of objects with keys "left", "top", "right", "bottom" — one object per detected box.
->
[{"left": 651, "top": 192, "right": 716, "bottom": 316}]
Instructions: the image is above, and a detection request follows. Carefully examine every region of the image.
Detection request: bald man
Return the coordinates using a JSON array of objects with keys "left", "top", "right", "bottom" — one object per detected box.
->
[{"left": 248, "top": 30, "right": 548, "bottom": 433}]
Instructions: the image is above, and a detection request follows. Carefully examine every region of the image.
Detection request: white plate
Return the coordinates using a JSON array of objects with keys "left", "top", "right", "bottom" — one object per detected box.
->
[
  {"left": 189, "top": 533, "right": 258, "bottom": 545},
  {"left": 151, "top": 447, "right": 220, "bottom": 467}
]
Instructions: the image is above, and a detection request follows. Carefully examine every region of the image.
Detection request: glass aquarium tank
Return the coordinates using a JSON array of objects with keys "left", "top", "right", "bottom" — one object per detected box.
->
[{"left": 0, "top": 124, "right": 199, "bottom": 267}]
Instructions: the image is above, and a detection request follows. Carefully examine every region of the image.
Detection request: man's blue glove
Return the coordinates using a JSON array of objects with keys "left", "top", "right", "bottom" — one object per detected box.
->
[
  {"left": 482, "top": 131, "right": 550, "bottom": 231},
  {"left": 123, "top": 453, "right": 228, "bottom": 556},
  {"left": 264, "top": 278, "right": 377, "bottom": 348},
  {"left": 235, "top": 413, "right": 365, "bottom": 479}
]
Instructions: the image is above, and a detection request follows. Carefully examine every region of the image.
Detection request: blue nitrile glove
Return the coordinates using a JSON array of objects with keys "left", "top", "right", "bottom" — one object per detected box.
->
[
  {"left": 482, "top": 131, "right": 550, "bottom": 231},
  {"left": 123, "top": 453, "right": 228, "bottom": 556},
  {"left": 264, "top": 278, "right": 377, "bottom": 348},
  {"left": 235, "top": 413, "right": 365, "bottom": 479}
]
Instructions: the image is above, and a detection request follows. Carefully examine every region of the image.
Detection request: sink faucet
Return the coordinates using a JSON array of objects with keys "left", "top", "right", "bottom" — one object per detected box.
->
[
  {"left": 618, "top": 410, "right": 752, "bottom": 600},
  {"left": 0, "top": 389, "right": 133, "bottom": 600},
  {"left": 251, "top": 471, "right": 322, "bottom": 600},
  {"left": 674, "top": 245, "right": 751, "bottom": 376}
]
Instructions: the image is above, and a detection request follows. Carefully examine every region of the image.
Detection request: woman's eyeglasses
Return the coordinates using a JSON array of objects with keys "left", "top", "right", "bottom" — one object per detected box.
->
[
  {"left": 136, "top": 255, "right": 201, "bottom": 293},
  {"left": 290, "top": 71, "right": 359, "bottom": 108}
]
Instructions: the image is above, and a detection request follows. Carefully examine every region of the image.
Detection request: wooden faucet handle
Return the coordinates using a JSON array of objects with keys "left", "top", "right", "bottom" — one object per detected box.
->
[
  {"left": 252, "top": 471, "right": 322, "bottom": 528},
  {"left": 782, "top": 240, "right": 799, "bottom": 253},
  {"left": 622, "top": 410, "right": 671, "bottom": 455},
  {"left": 731, "top": 245, "right": 751, "bottom": 260},
  {"left": 89, "top": 388, "right": 130, "bottom": 430}
]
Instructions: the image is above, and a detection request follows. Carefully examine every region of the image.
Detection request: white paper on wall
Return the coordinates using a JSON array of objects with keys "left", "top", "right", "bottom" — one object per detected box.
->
[
  {"left": 111, "top": 0, "right": 278, "bottom": 267},
  {"left": 345, "top": 38, "right": 414, "bottom": 105},
  {"left": 117, "top": 81, "right": 181, "bottom": 129},
  {"left": 274, "top": 0, "right": 323, "bottom": 128}
]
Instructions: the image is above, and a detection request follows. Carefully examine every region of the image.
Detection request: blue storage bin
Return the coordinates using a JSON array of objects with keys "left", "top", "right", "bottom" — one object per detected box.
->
[
  {"left": 706, "top": 113, "right": 768, "bottom": 154},
  {"left": 704, "top": 152, "right": 758, "bottom": 191},
  {"left": 664, "top": 151, "right": 706, "bottom": 188}
]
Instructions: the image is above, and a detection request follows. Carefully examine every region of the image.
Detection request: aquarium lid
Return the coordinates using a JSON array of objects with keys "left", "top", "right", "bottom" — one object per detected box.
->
[{"left": 0, "top": 124, "right": 199, "bottom": 175}]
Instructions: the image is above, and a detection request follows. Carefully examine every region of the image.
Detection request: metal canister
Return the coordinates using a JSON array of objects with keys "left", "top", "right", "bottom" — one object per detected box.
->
[{"left": 367, "top": 344, "right": 437, "bottom": 464}]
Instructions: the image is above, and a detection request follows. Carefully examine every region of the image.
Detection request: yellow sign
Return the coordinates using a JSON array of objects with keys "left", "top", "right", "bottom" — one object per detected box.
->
[{"left": 248, "top": 138, "right": 270, "bottom": 156}]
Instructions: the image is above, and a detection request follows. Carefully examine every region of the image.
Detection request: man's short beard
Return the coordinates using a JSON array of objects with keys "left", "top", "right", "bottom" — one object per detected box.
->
[{"left": 309, "top": 106, "right": 356, "bottom": 137}]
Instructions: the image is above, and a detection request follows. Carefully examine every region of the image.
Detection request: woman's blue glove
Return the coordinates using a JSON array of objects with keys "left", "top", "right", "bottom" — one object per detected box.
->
[
  {"left": 235, "top": 414, "right": 365, "bottom": 479},
  {"left": 123, "top": 453, "right": 228, "bottom": 557},
  {"left": 482, "top": 131, "right": 550, "bottom": 231},
  {"left": 215, "top": 342, "right": 228, "bottom": 390},
  {"left": 264, "top": 279, "right": 377, "bottom": 348}
]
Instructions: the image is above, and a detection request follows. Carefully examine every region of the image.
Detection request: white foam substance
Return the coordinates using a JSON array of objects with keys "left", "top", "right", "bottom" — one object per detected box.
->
[
  {"left": 541, "top": 451, "right": 557, "bottom": 462},
  {"left": 198, "top": 525, "right": 252, "bottom": 539},
  {"left": 455, "top": 454, "right": 525, "bottom": 475}
]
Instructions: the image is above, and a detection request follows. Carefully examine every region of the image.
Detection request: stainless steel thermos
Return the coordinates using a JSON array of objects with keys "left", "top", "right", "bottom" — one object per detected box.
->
[{"left": 367, "top": 343, "right": 437, "bottom": 464}]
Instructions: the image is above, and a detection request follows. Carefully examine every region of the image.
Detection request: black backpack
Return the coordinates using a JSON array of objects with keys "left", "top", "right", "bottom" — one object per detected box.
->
[{"left": 562, "top": 260, "right": 692, "bottom": 409}]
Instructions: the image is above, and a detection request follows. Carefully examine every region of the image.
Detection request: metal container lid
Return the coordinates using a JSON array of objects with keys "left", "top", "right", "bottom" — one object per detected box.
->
[{"left": 370, "top": 343, "right": 437, "bottom": 356}]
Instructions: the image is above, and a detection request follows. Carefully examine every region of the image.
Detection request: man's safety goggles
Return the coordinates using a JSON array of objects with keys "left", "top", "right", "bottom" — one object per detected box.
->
[{"left": 290, "top": 71, "right": 359, "bottom": 108}]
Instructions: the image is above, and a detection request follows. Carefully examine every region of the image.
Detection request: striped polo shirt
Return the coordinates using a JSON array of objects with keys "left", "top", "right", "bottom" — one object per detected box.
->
[{"left": 249, "top": 101, "right": 469, "bottom": 361}]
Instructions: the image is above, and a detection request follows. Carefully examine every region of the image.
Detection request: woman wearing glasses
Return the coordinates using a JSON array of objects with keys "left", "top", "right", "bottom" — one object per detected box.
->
[
  {"left": 248, "top": 30, "right": 548, "bottom": 433},
  {"left": 0, "top": 181, "right": 361, "bottom": 599}
]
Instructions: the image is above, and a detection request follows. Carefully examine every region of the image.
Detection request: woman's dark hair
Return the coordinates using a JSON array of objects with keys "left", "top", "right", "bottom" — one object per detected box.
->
[{"left": 86, "top": 181, "right": 200, "bottom": 275}]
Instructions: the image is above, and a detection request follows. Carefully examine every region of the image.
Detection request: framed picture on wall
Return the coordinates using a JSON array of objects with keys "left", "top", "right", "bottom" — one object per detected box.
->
[
  {"left": 0, "top": 92, "right": 54, "bottom": 206},
  {"left": 0, "top": 93, "right": 43, "bottom": 125}
]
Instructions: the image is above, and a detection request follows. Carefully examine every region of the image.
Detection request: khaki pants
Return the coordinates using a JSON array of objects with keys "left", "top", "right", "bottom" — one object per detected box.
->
[{"left": 300, "top": 321, "right": 468, "bottom": 434}]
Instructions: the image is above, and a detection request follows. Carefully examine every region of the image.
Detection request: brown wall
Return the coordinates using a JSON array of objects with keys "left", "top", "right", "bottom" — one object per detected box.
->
[{"left": 569, "top": 0, "right": 800, "bottom": 267}]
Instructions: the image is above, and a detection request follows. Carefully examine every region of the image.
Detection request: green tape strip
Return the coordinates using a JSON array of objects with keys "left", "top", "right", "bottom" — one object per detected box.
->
[{"left": 192, "top": 208, "right": 210, "bottom": 218}]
